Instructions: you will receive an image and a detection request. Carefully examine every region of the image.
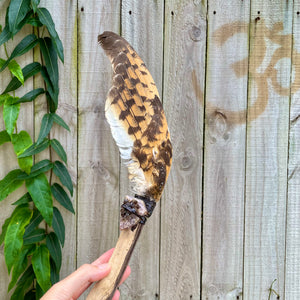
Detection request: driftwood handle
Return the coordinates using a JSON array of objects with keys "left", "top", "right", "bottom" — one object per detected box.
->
[{"left": 86, "top": 224, "right": 143, "bottom": 300}]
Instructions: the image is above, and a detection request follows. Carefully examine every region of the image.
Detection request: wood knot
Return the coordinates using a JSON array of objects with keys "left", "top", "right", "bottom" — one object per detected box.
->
[
  {"left": 207, "top": 110, "right": 230, "bottom": 142},
  {"left": 179, "top": 148, "right": 195, "bottom": 171},
  {"left": 189, "top": 25, "right": 202, "bottom": 42}
]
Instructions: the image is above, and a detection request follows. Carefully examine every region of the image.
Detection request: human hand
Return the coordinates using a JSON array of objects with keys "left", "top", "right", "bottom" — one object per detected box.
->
[{"left": 41, "top": 248, "right": 130, "bottom": 300}]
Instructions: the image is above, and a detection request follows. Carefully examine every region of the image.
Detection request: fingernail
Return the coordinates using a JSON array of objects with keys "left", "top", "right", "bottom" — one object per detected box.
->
[{"left": 98, "top": 263, "right": 110, "bottom": 271}]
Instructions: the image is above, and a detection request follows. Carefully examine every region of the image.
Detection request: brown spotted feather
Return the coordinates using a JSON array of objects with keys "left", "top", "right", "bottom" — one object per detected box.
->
[{"left": 98, "top": 31, "right": 172, "bottom": 201}]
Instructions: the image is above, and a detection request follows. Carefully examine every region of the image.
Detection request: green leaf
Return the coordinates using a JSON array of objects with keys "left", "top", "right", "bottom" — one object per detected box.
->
[
  {"left": 24, "top": 290, "right": 35, "bottom": 300},
  {"left": 46, "top": 232, "right": 61, "bottom": 271},
  {"left": 51, "top": 139, "right": 67, "bottom": 164},
  {"left": 52, "top": 113, "right": 70, "bottom": 131},
  {"left": 51, "top": 183, "right": 74, "bottom": 214},
  {"left": 37, "top": 113, "right": 54, "bottom": 145},
  {"left": 0, "top": 34, "right": 38, "bottom": 72},
  {"left": 17, "top": 159, "right": 53, "bottom": 180},
  {"left": 37, "top": 7, "right": 64, "bottom": 62},
  {"left": 25, "top": 173, "right": 53, "bottom": 226},
  {"left": 46, "top": 90, "right": 58, "bottom": 113},
  {"left": 0, "top": 217, "right": 12, "bottom": 246},
  {"left": 0, "top": 26, "right": 11, "bottom": 47},
  {"left": 2, "top": 62, "right": 41, "bottom": 94},
  {"left": 12, "top": 131, "right": 33, "bottom": 174},
  {"left": 41, "top": 67, "right": 58, "bottom": 111},
  {"left": 3, "top": 98, "right": 20, "bottom": 136},
  {"left": 0, "top": 130, "right": 11, "bottom": 145},
  {"left": 50, "top": 258, "right": 59, "bottom": 284},
  {"left": 8, "top": 60, "right": 24, "bottom": 84},
  {"left": 0, "top": 169, "right": 24, "bottom": 202},
  {"left": 26, "top": 16, "right": 43, "bottom": 27},
  {"left": 0, "top": 93, "right": 11, "bottom": 106},
  {"left": 18, "top": 138, "right": 50, "bottom": 158},
  {"left": 4, "top": 206, "right": 32, "bottom": 273},
  {"left": 39, "top": 37, "right": 58, "bottom": 92},
  {"left": 53, "top": 161, "right": 73, "bottom": 196},
  {"left": 24, "top": 209, "right": 43, "bottom": 236},
  {"left": 12, "top": 192, "right": 32, "bottom": 205},
  {"left": 31, "top": 0, "right": 40, "bottom": 13},
  {"left": 8, "top": 245, "right": 33, "bottom": 292},
  {"left": 8, "top": 0, "right": 31, "bottom": 35},
  {"left": 52, "top": 207, "right": 65, "bottom": 247},
  {"left": 11, "top": 265, "right": 35, "bottom": 300},
  {"left": 23, "top": 228, "right": 46, "bottom": 245},
  {"left": 14, "top": 88, "right": 44, "bottom": 104},
  {"left": 36, "top": 282, "right": 45, "bottom": 299},
  {"left": 32, "top": 244, "right": 51, "bottom": 292}
]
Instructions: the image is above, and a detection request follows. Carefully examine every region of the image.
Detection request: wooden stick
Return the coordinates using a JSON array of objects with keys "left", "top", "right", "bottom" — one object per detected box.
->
[{"left": 86, "top": 223, "right": 143, "bottom": 300}]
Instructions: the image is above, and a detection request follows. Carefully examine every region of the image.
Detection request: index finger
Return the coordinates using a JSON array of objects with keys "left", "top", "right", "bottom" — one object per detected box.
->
[{"left": 92, "top": 248, "right": 115, "bottom": 266}]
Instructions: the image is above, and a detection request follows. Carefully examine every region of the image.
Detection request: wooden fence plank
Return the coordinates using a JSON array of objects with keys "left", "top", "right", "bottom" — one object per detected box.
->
[
  {"left": 77, "top": 1, "right": 121, "bottom": 298},
  {"left": 244, "top": 2, "right": 292, "bottom": 299},
  {"left": 202, "top": 1, "right": 249, "bottom": 299},
  {"left": 285, "top": 5, "right": 300, "bottom": 299},
  {"left": 120, "top": 1, "right": 164, "bottom": 298},
  {"left": 160, "top": 1, "right": 206, "bottom": 299},
  {"left": 40, "top": 0, "right": 78, "bottom": 281}
]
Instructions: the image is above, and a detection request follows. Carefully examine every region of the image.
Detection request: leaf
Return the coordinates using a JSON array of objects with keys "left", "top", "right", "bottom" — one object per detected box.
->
[
  {"left": 51, "top": 183, "right": 74, "bottom": 214},
  {"left": 52, "top": 207, "right": 65, "bottom": 247},
  {"left": 26, "top": 173, "right": 53, "bottom": 226},
  {"left": 52, "top": 113, "right": 70, "bottom": 131},
  {"left": 0, "top": 217, "right": 12, "bottom": 246},
  {"left": 8, "top": 60, "right": 24, "bottom": 85},
  {"left": 46, "top": 90, "right": 58, "bottom": 113},
  {"left": 24, "top": 290, "right": 35, "bottom": 300},
  {"left": 14, "top": 88, "right": 44, "bottom": 104},
  {"left": 4, "top": 206, "right": 32, "bottom": 273},
  {"left": 2, "top": 62, "right": 41, "bottom": 94},
  {"left": 39, "top": 37, "right": 58, "bottom": 92},
  {"left": 0, "top": 26, "right": 11, "bottom": 47},
  {"left": 36, "top": 113, "right": 54, "bottom": 145},
  {"left": 50, "top": 258, "right": 59, "bottom": 284},
  {"left": 0, "top": 169, "right": 24, "bottom": 202},
  {"left": 8, "top": 245, "right": 33, "bottom": 292},
  {"left": 3, "top": 98, "right": 20, "bottom": 136},
  {"left": 37, "top": 7, "right": 64, "bottom": 62},
  {"left": 0, "top": 130, "right": 11, "bottom": 146},
  {"left": 31, "top": 0, "right": 40, "bottom": 13},
  {"left": 23, "top": 209, "right": 43, "bottom": 235},
  {"left": 46, "top": 232, "right": 61, "bottom": 271},
  {"left": 32, "top": 244, "right": 51, "bottom": 292},
  {"left": 41, "top": 67, "right": 58, "bottom": 111},
  {"left": 53, "top": 161, "right": 73, "bottom": 196},
  {"left": 18, "top": 138, "right": 50, "bottom": 158},
  {"left": 0, "top": 34, "right": 38, "bottom": 72},
  {"left": 26, "top": 16, "right": 43, "bottom": 27},
  {"left": 23, "top": 228, "right": 46, "bottom": 245},
  {"left": 8, "top": 0, "right": 31, "bottom": 35},
  {"left": 17, "top": 159, "right": 53, "bottom": 180},
  {"left": 0, "top": 93, "right": 11, "bottom": 106},
  {"left": 36, "top": 282, "right": 45, "bottom": 299},
  {"left": 51, "top": 139, "right": 67, "bottom": 164},
  {"left": 12, "top": 131, "right": 33, "bottom": 174},
  {"left": 12, "top": 192, "right": 32, "bottom": 205}
]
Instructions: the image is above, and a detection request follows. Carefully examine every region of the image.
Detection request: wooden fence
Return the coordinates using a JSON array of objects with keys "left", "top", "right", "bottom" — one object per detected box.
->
[{"left": 0, "top": 0, "right": 299, "bottom": 299}]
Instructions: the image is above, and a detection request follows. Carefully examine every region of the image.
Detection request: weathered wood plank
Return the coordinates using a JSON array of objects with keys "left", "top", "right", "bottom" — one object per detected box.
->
[
  {"left": 119, "top": 1, "right": 164, "bottom": 298},
  {"left": 202, "top": 1, "right": 249, "bottom": 299},
  {"left": 244, "top": 2, "right": 292, "bottom": 298},
  {"left": 0, "top": 0, "right": 34, "bottom": 298},
  {"left": 39, "top": 0, "right": 78, "bottom": 281},
  {"left": 160, "top": 1, "right": 206, "bottom": 299},
  {"left": 77, "top": 1, "right": 121, "bottom": 298},
  {"left": 285, "top": 5, "right": 300, "bottom": 299}
]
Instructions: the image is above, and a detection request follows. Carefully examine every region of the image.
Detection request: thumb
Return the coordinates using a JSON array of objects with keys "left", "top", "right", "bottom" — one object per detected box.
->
[{"left": 42, "top": 263, "right": 111, "bottom": 300}]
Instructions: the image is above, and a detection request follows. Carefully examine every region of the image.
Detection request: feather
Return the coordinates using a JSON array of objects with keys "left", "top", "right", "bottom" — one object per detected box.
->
[{"left": 99, "top": 31, "right": 172, "bottom": 201}]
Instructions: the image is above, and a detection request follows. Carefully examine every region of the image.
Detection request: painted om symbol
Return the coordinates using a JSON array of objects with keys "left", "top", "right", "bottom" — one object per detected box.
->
[{"left": 210, "top": 20, "right": 300, "bottom": 124}]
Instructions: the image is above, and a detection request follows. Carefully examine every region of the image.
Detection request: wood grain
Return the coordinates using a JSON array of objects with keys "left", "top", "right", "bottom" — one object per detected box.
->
[
  {"left": 120, "top": 1, "right": 163, "bottom": 298},
  {"left": 201, "top": 1, "right": 249, "bottom": 299},
  {"left": 160, "top": 1, "right": 206, "bottom": 299},
  {"left": 77, "top": 1, "right": 121, "bottom": 299},
  {"left": 285, "top": 4, "right": 300, "bottom": 299},
  {"left": 244, "top": 2, "right": 292, "bottom": 299}
]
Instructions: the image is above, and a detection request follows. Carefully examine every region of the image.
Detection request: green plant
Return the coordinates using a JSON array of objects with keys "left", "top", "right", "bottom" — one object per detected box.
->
[{"left": 0, "top": 0, "right": 74, "bottom": 299}]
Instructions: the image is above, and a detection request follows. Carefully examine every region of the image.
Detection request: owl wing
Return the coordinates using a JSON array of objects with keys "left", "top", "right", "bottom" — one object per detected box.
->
[{"left": 99, "top": 31, "right": 172, "bottom": 201}]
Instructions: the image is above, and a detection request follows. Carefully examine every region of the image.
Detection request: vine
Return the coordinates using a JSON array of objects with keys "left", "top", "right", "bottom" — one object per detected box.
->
[{"left": 0, "top": 0, "right": 74, "bottom": 299}]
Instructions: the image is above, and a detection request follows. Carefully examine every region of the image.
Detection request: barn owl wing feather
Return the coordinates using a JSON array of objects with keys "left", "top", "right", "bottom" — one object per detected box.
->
[{"left": 99, "top": 31, "right": 172, "bottom": 202}]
